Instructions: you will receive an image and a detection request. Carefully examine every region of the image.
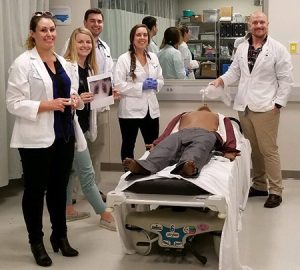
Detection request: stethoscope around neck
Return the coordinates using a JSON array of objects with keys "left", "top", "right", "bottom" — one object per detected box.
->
[{"left": 97, "top": 39, "right": 109, "bottom": 58}]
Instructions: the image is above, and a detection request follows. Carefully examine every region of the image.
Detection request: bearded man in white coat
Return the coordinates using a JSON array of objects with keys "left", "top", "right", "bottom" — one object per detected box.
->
[{"left": 211, "top": 11, "right": 293, "bottom": 208}]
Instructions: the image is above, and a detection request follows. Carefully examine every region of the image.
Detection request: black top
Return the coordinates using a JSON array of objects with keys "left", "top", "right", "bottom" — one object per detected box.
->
[
  {"left": 77, "top": 65, "right": 90, "bottom": 133},
  {"left": 247, "top": 36, "right": 267, "bottom": 73},
  {"left": 44, "top": 60, "right": 74, "bottom": 140}
]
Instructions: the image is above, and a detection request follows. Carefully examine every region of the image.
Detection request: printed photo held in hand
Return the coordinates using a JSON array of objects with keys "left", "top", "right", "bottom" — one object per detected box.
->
[{"left": 87, "top": 72, "right": 114, "bottom": 109}]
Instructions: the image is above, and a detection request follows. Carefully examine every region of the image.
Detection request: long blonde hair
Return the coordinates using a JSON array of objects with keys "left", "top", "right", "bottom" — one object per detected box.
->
[{"left": 64, "top": 27, "right": 98, "bottom": 75}]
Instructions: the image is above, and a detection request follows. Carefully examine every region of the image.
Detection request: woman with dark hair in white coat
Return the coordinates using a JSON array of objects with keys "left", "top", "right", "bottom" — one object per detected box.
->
[{"left": 114, "top": 24, "right": 164, "bottom": 161}]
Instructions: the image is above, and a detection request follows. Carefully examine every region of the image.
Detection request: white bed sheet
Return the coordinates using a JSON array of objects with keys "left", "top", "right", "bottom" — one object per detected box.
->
[{"left": 109, "top": 127, "right": 252, "bottom": 270}]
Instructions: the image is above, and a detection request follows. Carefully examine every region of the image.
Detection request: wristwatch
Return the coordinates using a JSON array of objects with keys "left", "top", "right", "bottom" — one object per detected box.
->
[{"left": 275, "top": 103, "right": 282, "bottom": 109}]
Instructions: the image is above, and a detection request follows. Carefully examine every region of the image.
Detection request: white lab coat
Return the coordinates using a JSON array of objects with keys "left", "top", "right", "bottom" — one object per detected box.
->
[
  {"left": 157, "top": 45, "right": 186, "bottom": 79},
  {"left": 148, "top": 40, "right": 159, "bottom": 55},
  {"left": 95, "top": 38, "right": 114, "bottom": 75},
  {"left": 114, "top": 51, "right": 163, "bottom": 119},
  {"left": 221, "top": 36, "right": 293, "bottom": 112},
  {"left": 178, "top": 41, "right": 199, "bottom": 80},
  {"left": 70, "top": 62, "right": 99, "bottom": 142},
  {"left": 6, "top": 47, "right": 86, "bottom": 151}
]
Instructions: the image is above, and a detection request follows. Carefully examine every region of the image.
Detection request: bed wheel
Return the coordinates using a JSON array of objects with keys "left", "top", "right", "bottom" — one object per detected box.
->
[{"left": 130, "top": 230, "right": 158, "bottom": 255}]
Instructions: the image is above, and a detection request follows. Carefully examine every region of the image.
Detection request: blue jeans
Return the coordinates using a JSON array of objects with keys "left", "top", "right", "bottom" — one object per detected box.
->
[{"left": 66, "top": 148, "right": 106, "bottom": 214}]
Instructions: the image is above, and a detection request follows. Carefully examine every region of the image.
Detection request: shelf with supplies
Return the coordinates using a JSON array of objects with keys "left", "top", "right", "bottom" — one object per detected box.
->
[
  {"left": 178, "top": 18, "right": 248, "bottom": 78},
  {"left": 218, "top": 22, "right": 248, "bottom": 75},
  {"left": 183, "top": 22, "right": 218, "bottom": 79}
]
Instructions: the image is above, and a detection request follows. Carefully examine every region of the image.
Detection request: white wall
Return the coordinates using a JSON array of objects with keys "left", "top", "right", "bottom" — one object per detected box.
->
[
  {"left": 178, "top": 0, "right": 260, "bottom": 17},
  {"left": 49, "top": 0, "right": 91, "bottom": 53},
  {"left": 268, "top": 0, "right": 300, "bottom": 86}
]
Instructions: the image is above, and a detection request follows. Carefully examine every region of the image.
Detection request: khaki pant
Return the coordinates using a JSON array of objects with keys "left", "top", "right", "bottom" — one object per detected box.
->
[
  {"left": 238, "top": 108, "right": 282, "bottom": 195},
  {"left": 87, "top": 110, "right": 109, "bottom": 187}
]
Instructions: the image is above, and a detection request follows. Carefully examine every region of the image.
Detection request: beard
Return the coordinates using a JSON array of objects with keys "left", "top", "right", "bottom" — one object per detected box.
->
[{"left": 252, "top": 29, "right": 267, "bottom": 39}]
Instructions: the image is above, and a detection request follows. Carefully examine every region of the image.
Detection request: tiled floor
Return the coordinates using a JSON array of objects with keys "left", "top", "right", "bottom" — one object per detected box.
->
[{"left": 0, "top": 173, "right": 299, "bottom": 270}]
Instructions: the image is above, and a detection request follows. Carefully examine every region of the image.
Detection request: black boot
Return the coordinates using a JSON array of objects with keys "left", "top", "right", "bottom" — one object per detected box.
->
[
  {"left": 30, "top": 242, "right": 52, "bottom": 267},
  {"left": 50, "top": 235, "right": 79, "bottom": 257}
]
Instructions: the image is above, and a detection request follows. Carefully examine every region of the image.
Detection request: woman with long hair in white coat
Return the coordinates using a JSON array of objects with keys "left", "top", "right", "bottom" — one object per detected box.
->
[{"left": 114, "top": 24, "right": 164, "bottom": 161}]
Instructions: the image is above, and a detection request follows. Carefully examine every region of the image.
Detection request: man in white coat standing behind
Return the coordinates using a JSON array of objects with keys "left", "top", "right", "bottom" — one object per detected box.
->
[
  {"left": 62, "top": 8, "right": 114, "bottom": 202},
  {"left": 211, "top": 11, "right": 293, "bottom": 208},
  {"left": 142, "top": 16, "right": 159, "bottom": 54}
]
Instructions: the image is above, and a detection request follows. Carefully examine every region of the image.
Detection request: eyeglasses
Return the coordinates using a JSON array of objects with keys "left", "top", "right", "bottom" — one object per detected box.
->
[{"left": 33, "top": 11, "right": 53, "bottom": 17}]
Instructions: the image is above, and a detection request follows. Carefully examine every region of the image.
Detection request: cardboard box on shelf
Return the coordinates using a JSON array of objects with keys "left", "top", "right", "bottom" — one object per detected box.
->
[
  {"left": 190, "top": 15, "right": 202, "bottom": 23},
  {"left": 201, "top": 62, "right": 217, "bottom": 77},
  {"left": 220, "top": 6, "right": 233, "bottom": 18},
  {"left": 244, "top": 16, "right": 250, "bottom": 23}
]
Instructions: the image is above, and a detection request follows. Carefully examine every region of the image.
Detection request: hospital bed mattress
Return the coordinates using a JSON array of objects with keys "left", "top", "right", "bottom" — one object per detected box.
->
[{"left": 125, "top": 174, "right": 209, "bottom": 195}]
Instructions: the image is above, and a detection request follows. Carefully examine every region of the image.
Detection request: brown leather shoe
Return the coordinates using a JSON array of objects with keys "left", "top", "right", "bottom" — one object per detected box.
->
[
  {"left": 248, "top": 187, "right": 268, "bottom": 197},
  {"left": 264, "top": 194, "right": 282, "bottom": 208}
]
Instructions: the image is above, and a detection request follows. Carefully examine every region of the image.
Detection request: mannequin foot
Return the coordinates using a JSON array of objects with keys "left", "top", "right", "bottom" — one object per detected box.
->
[
  {"left": 180, "top": 160, "right": 198, "bottom": 178},
  {"left": 123, "top": 158, "right": 150, "bottom": 175}
]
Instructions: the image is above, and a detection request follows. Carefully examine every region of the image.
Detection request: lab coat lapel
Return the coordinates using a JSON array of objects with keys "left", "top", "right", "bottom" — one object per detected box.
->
[
  {"left": 30, "top": 47, "right": 54, "bottom": 100},
  {"left": 241, "top": 43, "right": 251, "bottom": 76},
  {"left": 147, "top": 55, "right": 156, "bottom": 78},
  {"left": 251, "top": 39, "right": 269, "bottom": 74}
]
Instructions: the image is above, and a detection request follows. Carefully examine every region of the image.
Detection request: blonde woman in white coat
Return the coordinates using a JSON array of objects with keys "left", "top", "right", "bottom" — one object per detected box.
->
[
  {"left": 114, "top": 24, "right": 164, "bottom": 161},
  {"left": 64, "top": 27, "right": 115, "bottom": 230},
  {"left": 61, "top": 9, "right": 114, "bottom": 199},
  {"left": 6, "top": 12, "right": 81, "bottom": 267}
]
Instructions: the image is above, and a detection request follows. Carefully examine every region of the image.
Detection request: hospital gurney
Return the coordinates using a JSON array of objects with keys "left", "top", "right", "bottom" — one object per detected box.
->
[{"left": 107, "top": 120, "right": 252, "bottom": 270}]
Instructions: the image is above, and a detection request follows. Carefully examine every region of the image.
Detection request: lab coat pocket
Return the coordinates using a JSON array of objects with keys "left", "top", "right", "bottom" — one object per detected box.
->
[
  {"left": 125, "top": 96, "right": 144, "bottom": 112},
  {"left": 16, "top": 114, "right": 51, "bottom": 144}
]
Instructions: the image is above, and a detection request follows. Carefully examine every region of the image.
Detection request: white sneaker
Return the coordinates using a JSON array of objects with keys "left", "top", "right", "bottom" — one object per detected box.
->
[
  {"left": 99, "top": 219, "right": 116, "bottom": 231},
  {"left": 66, "top": 211, "right": 91, "bottom": 222}
]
